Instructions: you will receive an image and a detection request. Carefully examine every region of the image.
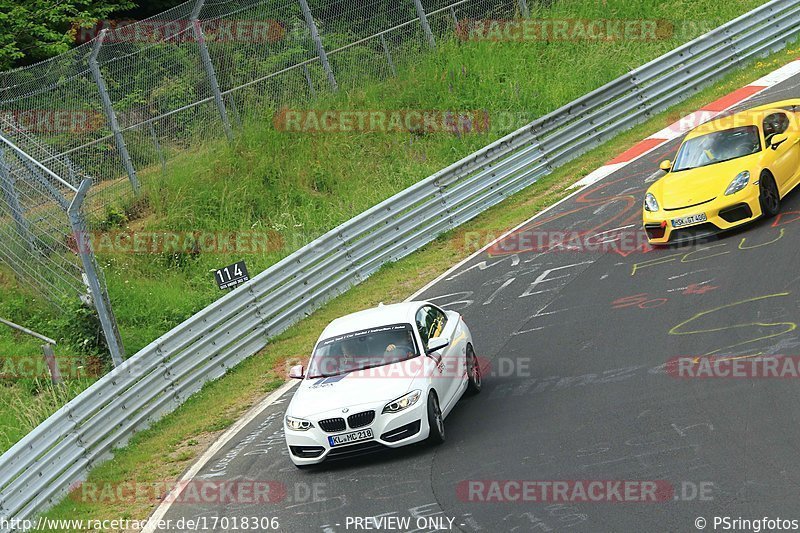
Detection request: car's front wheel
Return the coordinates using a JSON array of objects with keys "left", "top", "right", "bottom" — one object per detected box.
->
[
  {"left": 759, "top": 171, "right": 780, "bottom": 217},
  {"left": 427, "top": 392, "right": 445, "bottom": 444},
  {"left": 466, "top": 345, "right": 482, "bottom": 395}
]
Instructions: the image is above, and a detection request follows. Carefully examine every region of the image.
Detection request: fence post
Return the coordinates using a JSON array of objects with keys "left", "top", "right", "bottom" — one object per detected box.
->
[
  {"left": 89, "top": 30, "right": 140, "bottom": 195},
  {"left": 298, "top": 0, "right": 338, "bottom": 91},
  {"left": 379, "top": 34, "right": 397, "bottom": 77},
  {"left": 190, "top": 0, "right": 234, "bottom": 141},
  {"left": 67, "top": 179, "right": 125, "bottom": 367},
  {"left": 412, "top": 0, "right": 436, "bottom": 48},
  {"left": 42, "top": 344, "right": 62, "bottom": 385},
  {"left": 517, "top": 0, "right": 530, "bottom": 18},
  {"left": 302, "top": 64, "right": 317, "bottom": 97},
  {"left": 147, "top": 122, "right": 167, "bottom": 174},
  {"left": 0, "top": 146, "right": 35, "bottom": 251}
]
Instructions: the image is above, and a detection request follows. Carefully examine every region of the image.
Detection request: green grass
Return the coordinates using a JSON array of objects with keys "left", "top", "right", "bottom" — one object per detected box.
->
[
  {"left": 0, "top": 271, "right": 96, "bottom": 452},
  {"left": 39, "top": 44, "right": 800, "bottom": 528}
]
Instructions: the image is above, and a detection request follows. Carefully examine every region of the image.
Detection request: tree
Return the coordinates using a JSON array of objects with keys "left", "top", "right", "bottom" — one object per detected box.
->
[{"left": 0, "top": 0, "right": 135, "bottom": 70}]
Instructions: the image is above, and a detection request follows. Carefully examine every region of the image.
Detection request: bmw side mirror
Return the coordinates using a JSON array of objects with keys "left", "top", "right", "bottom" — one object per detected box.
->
[
  {"left": 770, "top": 133, "right": 788, "bottom": 150},
  {"left": 426, "top": 337, "right": 450, "bottom": 355},
  {"left": 659, "top": 160, "right": 672, "bottom": 172},
  {"left": 288, "top": 365, "right": 305, "bottom": 379}
]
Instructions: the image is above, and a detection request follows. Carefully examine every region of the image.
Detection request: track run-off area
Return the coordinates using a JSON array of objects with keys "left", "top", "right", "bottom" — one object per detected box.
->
[{"left": 146, "top": 63, "right": 800, "bottom": 532}]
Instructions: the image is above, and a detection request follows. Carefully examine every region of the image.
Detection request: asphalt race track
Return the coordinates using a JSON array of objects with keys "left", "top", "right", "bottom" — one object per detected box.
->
[{"left": 158, "top": 74, "right": 800, "bottom": 532}]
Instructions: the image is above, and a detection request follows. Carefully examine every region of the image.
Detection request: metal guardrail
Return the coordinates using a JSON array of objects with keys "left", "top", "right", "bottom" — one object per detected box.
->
[{"left": 1, "top": 0, "right": 799, "bottom": 528}]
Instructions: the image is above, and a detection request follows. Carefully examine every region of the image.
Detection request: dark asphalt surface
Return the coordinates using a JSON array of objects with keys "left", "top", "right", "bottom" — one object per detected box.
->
[{"left": 158, "top": 75, "right": 800, "bottom": 532}]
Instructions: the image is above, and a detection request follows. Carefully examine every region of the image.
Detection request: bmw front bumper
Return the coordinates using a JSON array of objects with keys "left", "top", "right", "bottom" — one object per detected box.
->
[{"left": 284, "top": 398, "right": 431, "bottom": 466}]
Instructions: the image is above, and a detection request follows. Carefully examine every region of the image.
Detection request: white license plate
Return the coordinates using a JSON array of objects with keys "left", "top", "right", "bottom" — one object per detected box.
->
[
  {"left": 671, "top": 213, "right": 707, "bottom": 228},
  {"left": 328, "top": 428, "right": 374, "bottom": 447}
]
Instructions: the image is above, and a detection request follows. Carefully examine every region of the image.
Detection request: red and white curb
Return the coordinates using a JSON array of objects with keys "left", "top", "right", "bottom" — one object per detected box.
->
[{"left": 569, "top": 58, "right": 800, "bottom": 190}]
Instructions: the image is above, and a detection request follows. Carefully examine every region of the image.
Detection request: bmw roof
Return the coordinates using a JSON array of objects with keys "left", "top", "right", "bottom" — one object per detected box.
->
[{"left": 318, "top": 301, "right": 429, "bottom": 341}]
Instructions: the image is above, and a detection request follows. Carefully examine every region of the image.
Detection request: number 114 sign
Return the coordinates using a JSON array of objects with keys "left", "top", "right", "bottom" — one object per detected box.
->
[{"left": 215, "top": 260, "right": 249, "bottom": 290}]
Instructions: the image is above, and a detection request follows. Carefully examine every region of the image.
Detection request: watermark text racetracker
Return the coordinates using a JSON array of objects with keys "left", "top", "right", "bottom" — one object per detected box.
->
[
  {"left": 458, "top": 480, "right": 714, "bottom": 503},
  {"left": 461, "top": 228, "right": 654, "bottom": 256},
  {"left": 70, "top": 479, "right": 326, "bottom": 505},
  {"left": 67, "top": 230, "right": 284, "bottom": 255},
  {"left": 74, "top": 18, "right": 286, "bottom": 43},
  {"left": 273, "top": 109, "right": 492, "bottom": 135},
  {"left": 455, "top": 18, "right": 673, "bottom": 42},
  {"left": 286, "top": 353, "right": 538, "bottom": 379},
  {"left": 0, "top": 355, "right": 101, "bottom": 380},
  {"left": 668, "top": 356, "right": 800, "bottom": 379}
]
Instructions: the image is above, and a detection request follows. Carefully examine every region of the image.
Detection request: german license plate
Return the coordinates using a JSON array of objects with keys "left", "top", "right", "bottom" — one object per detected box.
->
[
  {"left": 671, "top": 213, "right": 707, "bottom": 228},
  {"left": 328, "top": 428, "right": 374, "bottom": 447}
]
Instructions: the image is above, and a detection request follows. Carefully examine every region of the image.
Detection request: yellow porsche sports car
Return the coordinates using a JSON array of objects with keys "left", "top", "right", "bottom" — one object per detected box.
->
[{"left": 643, "top": 99, "right": 800, "bottom": 244}]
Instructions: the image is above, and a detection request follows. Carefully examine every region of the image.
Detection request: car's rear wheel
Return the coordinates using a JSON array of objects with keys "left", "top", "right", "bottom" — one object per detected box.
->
[
  {"left": 759, "top": 171, "right": 780, "bottom": 217},
  {"left": 427, "top": 392, "right": 445, "bottom": 444},
  {"left": 466, "top": 345, "right": 482, "bottom": 395}
]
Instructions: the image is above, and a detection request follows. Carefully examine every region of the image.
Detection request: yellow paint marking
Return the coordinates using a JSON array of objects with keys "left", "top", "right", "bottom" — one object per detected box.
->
[
  {"left": 679, "top": 243, "right": 730, "bottom": 263},
  {"left": 670, "top": 293, "right": 796, "bottom": 356},
  {"left": 738, "top": 228, "right": 785, "bottom": 249},
  {"left": 630, "top": 253, "right": 683, "bottom": 276}
]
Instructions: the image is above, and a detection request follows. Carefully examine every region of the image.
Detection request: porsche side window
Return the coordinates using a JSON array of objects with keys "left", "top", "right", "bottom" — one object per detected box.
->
[
  {"left": 763, "top": 112, "right": 789, "bottom": 143},
  {"left": 416, "top": 306, "right": 447, "bottom": 348},
  {"left": 427, "top": 306, "right": 447, "bottom": 340},
  {"left": 416, "top": 307, "right": 431, "bottom": 347}
]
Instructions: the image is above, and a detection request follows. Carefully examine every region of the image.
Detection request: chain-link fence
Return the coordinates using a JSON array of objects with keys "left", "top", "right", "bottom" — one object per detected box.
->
[
  {"left": 0, "top": 121, "right": 125, "bottom": 364},
  {"left": 0, "top": 0, "right": 520, "bottom": 319}
]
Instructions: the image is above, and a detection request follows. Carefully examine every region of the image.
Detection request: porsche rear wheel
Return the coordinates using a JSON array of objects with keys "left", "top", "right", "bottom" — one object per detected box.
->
[{"left": 759, "top": 171, "right": 780, "bottom": 218}]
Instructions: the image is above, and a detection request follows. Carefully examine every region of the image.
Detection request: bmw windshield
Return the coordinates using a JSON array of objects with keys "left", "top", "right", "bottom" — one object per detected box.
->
[
  {"left": 672, "top": 126, "right": 762, "bottom": 171},
  {"left": 307, "top": 323, "right": 419, "bottom": 378}
]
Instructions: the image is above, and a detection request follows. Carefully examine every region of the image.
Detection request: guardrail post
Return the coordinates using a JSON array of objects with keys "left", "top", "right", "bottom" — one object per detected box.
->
[
  {"left": 89, "top": 30, "right": 140, "bottom": 195},
  {"left": 191, "top": 0, "right": 234, "bottom": 141},
  {"left": 298, "top": 0, "right": 338, "bottom": 91},
  {"left": 412, "top": 0, "right": 436, "bottom": 48},
  {"left": 0, "top": 146, "right": 35, "bottom": 252},
  {"left": 68, "top": 179, "right": 125, "bottom": 367},
  {"left": 517, "top": 0, "right": 530, "bottom": 18}
]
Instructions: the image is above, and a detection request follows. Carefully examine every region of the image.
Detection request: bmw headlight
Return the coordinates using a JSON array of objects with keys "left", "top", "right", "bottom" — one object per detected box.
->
[
  {"left": 724, "top": 170, "right": 750, "bottom": 196},
  {"left": 285, "top": 416, "right": 314, "bottom": 431},
  {"left": 382, "top": 390, "right": 421, "bottom": 414},
  {"left": 644, "top": 192, "right": 659, "bottom": 212}
]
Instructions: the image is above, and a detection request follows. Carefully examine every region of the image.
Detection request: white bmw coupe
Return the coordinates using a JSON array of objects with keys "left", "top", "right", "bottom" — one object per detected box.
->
[{"left": 283, "top": 301, "right": 481, "bottom": 468}]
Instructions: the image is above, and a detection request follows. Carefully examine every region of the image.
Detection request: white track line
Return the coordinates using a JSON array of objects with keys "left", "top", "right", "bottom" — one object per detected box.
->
[{"left": 142, "top": 380, "right": 298, "bottom": 533}]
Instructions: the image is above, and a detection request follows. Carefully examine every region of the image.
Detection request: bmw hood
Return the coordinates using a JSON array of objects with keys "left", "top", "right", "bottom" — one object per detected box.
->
[{"left": 288, "top": 357, "right": 426, "bottom": 418}]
